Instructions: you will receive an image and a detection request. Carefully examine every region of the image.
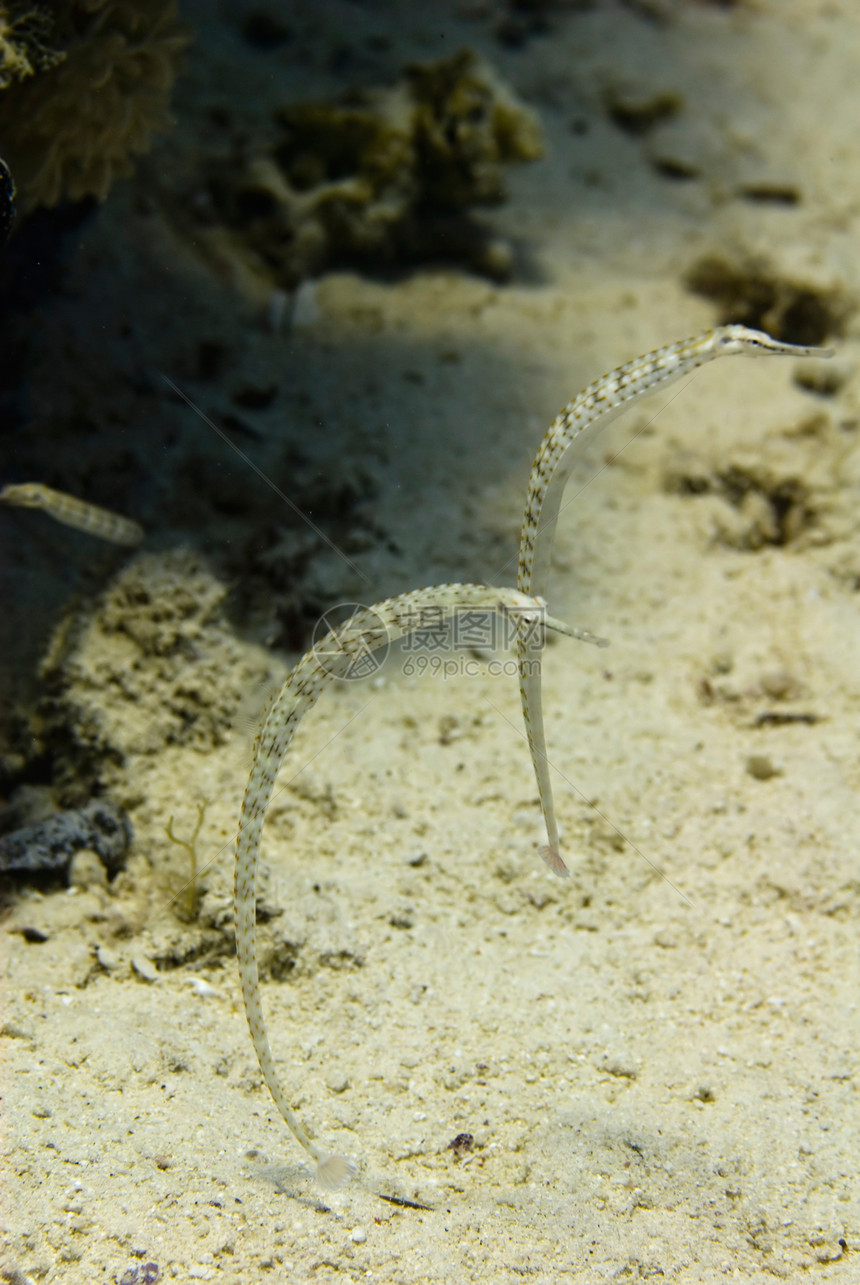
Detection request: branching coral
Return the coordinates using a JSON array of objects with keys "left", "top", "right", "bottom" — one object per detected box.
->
[
  {"left": 0, "top": 0, "right": 189, "bottom": 208},
  {"left": 195, "top": 49, "right": 544, "bottom": 290}
]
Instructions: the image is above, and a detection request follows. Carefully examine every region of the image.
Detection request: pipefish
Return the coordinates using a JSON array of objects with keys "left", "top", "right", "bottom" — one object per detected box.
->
[
  {"left": 0, "top": 482, "right": 144, "bottom": 546},
  {"left": 235, "top": 582, "right": 574, "bottom": 1184},
  {"left": 516, "top": 325, "right": 833, "bottom": 876}
]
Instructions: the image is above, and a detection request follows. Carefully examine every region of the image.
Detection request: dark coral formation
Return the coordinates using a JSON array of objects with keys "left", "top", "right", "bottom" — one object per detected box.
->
[
  {"left": 0, "top": 0, "right": 189, "bottom": 208},
  {"left": 0, "top": 799, "right": 130, "bottom": 877}
]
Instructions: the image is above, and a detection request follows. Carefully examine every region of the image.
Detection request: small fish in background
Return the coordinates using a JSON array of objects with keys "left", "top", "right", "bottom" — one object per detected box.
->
[{"left": 0, "top": 482, "right": 144, "bottom": 546}]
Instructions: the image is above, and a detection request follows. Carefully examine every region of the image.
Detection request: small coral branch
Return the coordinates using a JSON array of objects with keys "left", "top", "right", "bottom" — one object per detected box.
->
[{"left": 165, "top": 800, "right": 206, "bottom": 921}]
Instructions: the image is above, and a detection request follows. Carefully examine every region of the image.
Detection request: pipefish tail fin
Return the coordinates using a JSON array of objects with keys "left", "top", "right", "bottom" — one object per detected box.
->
[
  {"left": 317, "top": 1154, "right": 356, "bottom": 1188},
  {"left": 540, "top": 844, "right": 569, "bottom": 877}
]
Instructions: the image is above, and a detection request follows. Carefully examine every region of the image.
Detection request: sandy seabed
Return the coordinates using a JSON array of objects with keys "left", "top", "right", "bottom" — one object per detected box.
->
[{"left": 1, "top": 1, "right": 859, "bottom": 1282}]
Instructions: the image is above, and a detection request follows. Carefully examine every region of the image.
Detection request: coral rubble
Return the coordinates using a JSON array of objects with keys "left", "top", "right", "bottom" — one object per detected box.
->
[
  {"left": 192, "top": 49, "right": 543, "bottom": 291},
  {"left": 32, "top": 549, "right": 273, "bottom": 802}
]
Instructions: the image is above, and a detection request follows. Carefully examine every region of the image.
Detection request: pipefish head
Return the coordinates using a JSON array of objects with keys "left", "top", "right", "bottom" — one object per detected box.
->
[
  {"left": 498, "top": 590, "right": 572, "bottom": 638},
  {"left": 713, "top": 324, "right": 835, "bottom": 360},
  {"left": 0, "top": 482, "right": 43, "bottom": 508}
]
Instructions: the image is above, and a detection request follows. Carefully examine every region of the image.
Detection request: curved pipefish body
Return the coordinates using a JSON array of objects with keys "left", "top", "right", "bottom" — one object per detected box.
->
[
  {"left": 516, "top": 324, "right": 833, "bottom": 876},
  {"left": 234, "top": 583, "right": 574, "bottom": 1183}
]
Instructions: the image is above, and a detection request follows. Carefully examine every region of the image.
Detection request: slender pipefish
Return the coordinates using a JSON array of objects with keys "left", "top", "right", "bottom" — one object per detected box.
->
[
  {"left": 0, "top": 482, "right": 144, "bottom": 546},
  {"left": 234, "top": 583, "right": 575, "bottom": 1184},
  {"left": 516, "top": 325, "right": 833, "bottom": 876}
]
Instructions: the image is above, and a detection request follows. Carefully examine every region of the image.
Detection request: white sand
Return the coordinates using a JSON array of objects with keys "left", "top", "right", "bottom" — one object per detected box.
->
[{"left": 2, "top": 1, "right": 859, "bottom": 1281}]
